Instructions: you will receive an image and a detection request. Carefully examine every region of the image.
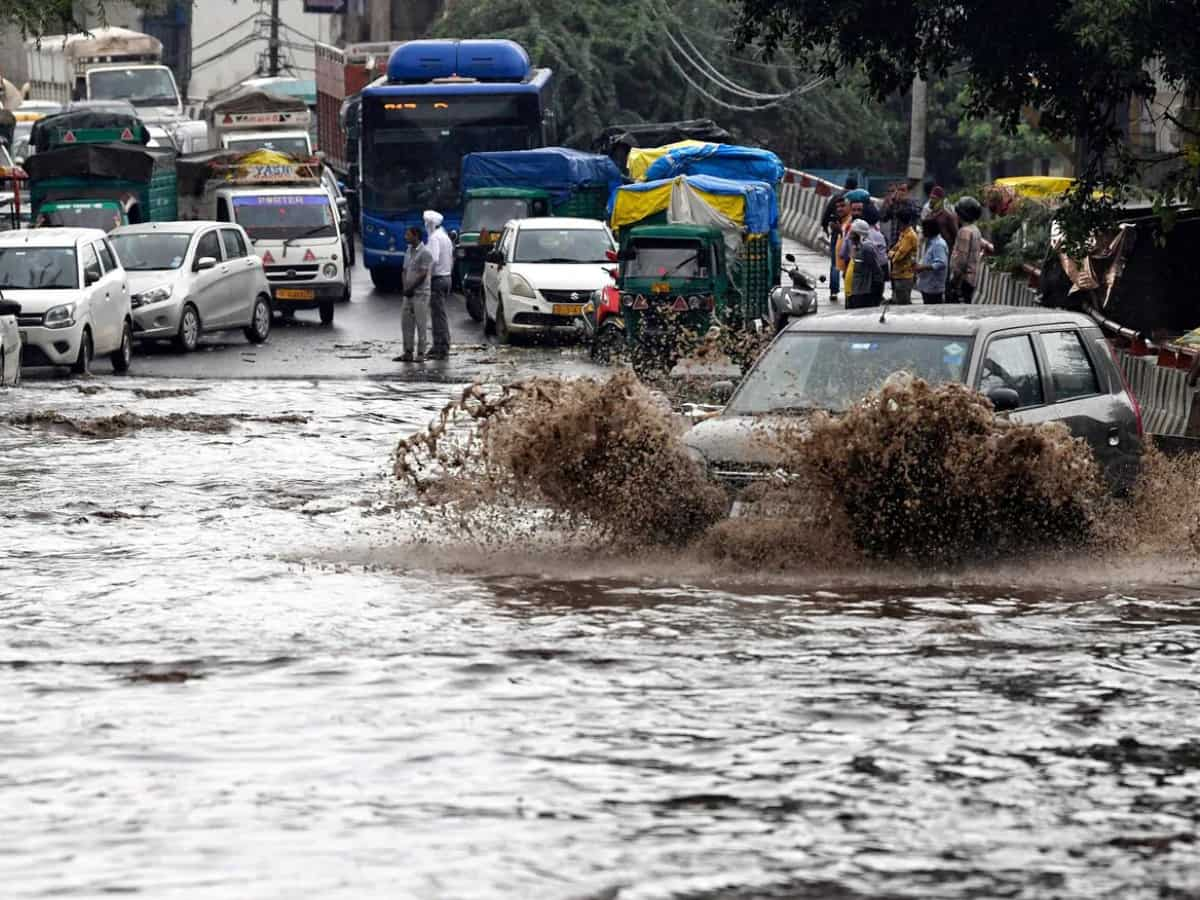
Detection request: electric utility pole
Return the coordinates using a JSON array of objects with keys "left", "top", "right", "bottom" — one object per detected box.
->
[{"left": 267, "top": 0, "right": 281, "bottom": 76}]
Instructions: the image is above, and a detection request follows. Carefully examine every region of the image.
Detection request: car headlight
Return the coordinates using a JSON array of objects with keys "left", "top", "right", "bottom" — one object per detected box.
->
[
  {"left": 322, "top": 263, "right": 338, "bottom": 278},
  {"left": 132, "top": 284, "right": 172, "bottom": 308},
  {"left": 509, "top": 274, "right": 536, "bottom": 299},
  {"left": 44, "top": 303, "right": 76, "bottom": 329}
]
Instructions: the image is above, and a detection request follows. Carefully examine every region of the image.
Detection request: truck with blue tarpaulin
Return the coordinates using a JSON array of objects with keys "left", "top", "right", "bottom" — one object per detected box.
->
[
  {"left": 455, "top": 147, "right": 621, "bottom": 319},
  {"left": 358, "top": 39, "right": 556, "bottom": 292},
  {"left": 25, "top": 109, "right": 177, "bottom": 231},
  {"left": 592, "top": 171, "right": 780, "bottom": 367}
]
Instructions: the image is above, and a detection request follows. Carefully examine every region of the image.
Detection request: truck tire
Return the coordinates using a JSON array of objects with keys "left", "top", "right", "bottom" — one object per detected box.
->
[{"left": 319, "top": 300, "right": 335, "bottom": 325}]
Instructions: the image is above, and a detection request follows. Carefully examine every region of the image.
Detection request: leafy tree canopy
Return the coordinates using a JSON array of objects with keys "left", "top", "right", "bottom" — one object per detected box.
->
[
  {"left": 734, "top": 0, "right": 1200, "bottom": 244},
  {"left": 2, "top": 0, "right": 162, "bottom": 37}
]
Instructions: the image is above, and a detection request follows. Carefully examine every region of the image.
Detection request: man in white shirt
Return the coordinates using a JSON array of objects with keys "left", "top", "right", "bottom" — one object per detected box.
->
[{"left": 423, "top": 209, "right": 454, "bottom": 359}]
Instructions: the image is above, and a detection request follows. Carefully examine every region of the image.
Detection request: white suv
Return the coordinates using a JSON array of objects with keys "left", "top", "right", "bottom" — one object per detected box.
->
[
  {"left": 0, "top": 228, "right": 133, "bottom": 374},
  {"left": 110, "top": 222, "right": 273, "bottom": 352},
  {"left": 482, "top": 217, "right": 617, "bottom": 343}
]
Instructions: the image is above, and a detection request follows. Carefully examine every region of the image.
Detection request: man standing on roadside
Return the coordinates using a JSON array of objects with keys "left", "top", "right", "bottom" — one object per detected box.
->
[
  {"left": 394, "top": 226, "right": 432, "bottom": 363},
  {"left": 821, "top": 176, "right": 857, "bottom": 301},
  {"left": 423, "top": 209, "right": 454, "bottom": 359}
]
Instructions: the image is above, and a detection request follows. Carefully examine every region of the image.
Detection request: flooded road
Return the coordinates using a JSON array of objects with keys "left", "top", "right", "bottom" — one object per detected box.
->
[{"left": 3, "top": 257, "right": 1200, "bottom": 899}]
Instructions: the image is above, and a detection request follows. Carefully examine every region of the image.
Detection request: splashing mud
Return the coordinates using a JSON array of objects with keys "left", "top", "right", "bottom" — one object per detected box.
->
[
  {"left": 395, "top": 370, "right": 725, "bottom": 545},
  {"left": 9, "top": 409, "right": 308, "bottom": 437},
  {"left": 395, "top": 371, "right": 1200, "bottom": 571}
]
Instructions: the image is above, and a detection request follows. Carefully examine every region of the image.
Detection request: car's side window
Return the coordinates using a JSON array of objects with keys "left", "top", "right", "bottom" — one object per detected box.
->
[
  {"left": 195, "top": 230, "right": 223, "bottom": 265},
  {"left": 96, "top": 240, "right": 117, "bottom": 274},
  {"left": 80, "top": 242, "right": 102, "bottom": 286},
  {"left": 1042, "top": 330, "right": 1101, "bottom": 401},
  {"left": 979, "top": 334, "right": 1044, "bottom": 408},
  {"left": 221, "top": 228, "right": 247, "bottom": 259}
]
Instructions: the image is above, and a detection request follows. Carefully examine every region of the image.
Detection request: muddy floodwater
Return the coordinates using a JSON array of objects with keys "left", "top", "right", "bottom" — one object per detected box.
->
[{"left": 2, "top": 376, "right": 1199, "bottom": 900}]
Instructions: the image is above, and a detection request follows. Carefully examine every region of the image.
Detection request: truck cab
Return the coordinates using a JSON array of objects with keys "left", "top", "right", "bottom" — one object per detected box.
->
[
  {"left": 605, "top": 224, "right": 732, "bottom": 364},
  {"left": 215, "top": 185, "right": 349, "bottom": 325},
  {"left": 85, "top": 64, "right": 183, "bottom": 124},
  {"left": 456, "top": 187, "right": 551, "bottom": 320}
]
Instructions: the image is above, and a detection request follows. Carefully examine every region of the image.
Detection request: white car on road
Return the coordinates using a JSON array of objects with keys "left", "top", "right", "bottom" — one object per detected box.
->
[
  {"left": 482, "top": 217, "right": 617, "bottom": 343},
  {"left": 110, "top": 222, "right": 273, "bottom": 352},
  {"left": 0, "top": 293, "right": 21, "bottom": 385},
  {"left": 0, "top": 228, "right": 133, "bottom": 374}
]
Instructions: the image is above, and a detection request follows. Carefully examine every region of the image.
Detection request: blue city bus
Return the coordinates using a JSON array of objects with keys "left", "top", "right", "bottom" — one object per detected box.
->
[{"left": 358, "top": 39, "right": 555, "bottom": 290}]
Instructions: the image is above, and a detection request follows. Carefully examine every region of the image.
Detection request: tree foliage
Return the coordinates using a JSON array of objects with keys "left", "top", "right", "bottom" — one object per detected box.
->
[
  {"left": 430, "top": 0, "right": 904, "bottom": 167},
  {"left": 734, "top": 0, "right": 1200, "bottom": 245},
  {"left": 0, "top": 0, "right": 163, "bottom": 37}
]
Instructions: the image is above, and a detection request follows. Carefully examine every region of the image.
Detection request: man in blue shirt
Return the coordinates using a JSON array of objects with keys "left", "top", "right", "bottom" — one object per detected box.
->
[{"left": 915, "top": 217, "right": 949, "bottom": 304}]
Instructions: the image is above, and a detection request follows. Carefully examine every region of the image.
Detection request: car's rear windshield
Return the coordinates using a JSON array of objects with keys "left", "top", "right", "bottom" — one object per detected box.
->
[
  {"left": 110, "top": 232, "right": 192, "bottom": 270},
  {"left": 0, "top": 246, "right": 78, "bottom": 290},
  {"left": 512, "top": 227, "right": 613, "bottom": 264},
  {"left": 42, "top": 204, "right": 122, "bottom": 232},
  {"left": 232, "top": 194, "right": 335, "bottom": 240},
  {"left": 729, "top": 331, "right": 973, "bottom": 415},
  {"left": 462, "top": 197, "right": 535, "bottom": 234},
  {"left": 626, "top": 239, "right": 708, "bottom": 279}
]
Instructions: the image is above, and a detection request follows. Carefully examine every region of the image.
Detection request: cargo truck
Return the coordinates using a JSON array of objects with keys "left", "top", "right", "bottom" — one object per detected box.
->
[
  {"left": 25, "top": 110, "right": 177, "bottom": 231},
  {"left": 454, "top": 147, "right": 621, "bottom": 321},
  {"left": 24, "top": 27, "right": 184, "bottom": 125},
  {"left": 177, "top": 149, "right": 351, "bottom": 325}
]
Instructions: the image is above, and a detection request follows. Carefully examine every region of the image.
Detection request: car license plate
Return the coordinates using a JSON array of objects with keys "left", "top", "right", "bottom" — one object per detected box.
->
[
  {"left": 651, "top": 282, "right": 671, "bottom": 294},
  {"left": 552, "top": 303, "right": 583, "bottom": 317},
  {"left": 276, "top": 288, "right": 314, "bottom": 300}
]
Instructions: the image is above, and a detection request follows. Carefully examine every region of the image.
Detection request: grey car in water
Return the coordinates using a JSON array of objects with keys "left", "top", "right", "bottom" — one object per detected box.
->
[{"left": 685, "top": 305, "right": 1144, "bottom": 494}]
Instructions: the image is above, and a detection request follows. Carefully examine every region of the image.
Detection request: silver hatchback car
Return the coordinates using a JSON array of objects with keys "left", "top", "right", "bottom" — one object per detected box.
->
[
  {"left": 109, "top": 222, "right": 273, "bottom": 352},
  {"left": 686, "top": 305, "right": 1144, "bottom": 494}
]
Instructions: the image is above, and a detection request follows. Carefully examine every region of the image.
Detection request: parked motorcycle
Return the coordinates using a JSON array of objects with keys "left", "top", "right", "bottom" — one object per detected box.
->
[{"left": 768, "top": 253, "right": 824, "bottom": 332}]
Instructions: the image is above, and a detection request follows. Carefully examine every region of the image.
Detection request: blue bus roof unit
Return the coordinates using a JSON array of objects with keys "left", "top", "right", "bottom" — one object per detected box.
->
[
  {"left": 363, "top": 67, "right": 550, "bottom": 99},
  {"left": 387, "top": 39, "right": 532, "bottom": 84},
  {"left": 610, "top": 174, "right": 779, "bottom": 236},
  {"left": 644, "top": 143, "right": 786, "bottom": 187},
  {"left": 460, "top": 147, "right": 623, "bottom": 205}
]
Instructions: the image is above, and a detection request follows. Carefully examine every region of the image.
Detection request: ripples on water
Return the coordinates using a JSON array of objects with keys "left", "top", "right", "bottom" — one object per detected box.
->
[{"left": 1, "top": 378, "right": 1198, "bottom": 899}]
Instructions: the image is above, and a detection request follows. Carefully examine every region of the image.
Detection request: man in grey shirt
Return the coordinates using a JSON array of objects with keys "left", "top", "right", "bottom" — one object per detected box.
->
[{"left": 395, "top": 226, "right": 432, "bottom": 362}]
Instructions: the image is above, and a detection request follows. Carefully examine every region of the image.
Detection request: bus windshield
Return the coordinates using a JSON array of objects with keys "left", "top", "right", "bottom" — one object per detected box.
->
[{"left": 361, "top": 94, "right": 542, "bottom": 214}]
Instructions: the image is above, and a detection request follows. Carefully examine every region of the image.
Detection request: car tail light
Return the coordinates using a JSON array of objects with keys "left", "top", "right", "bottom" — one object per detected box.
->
[{"left": 1106, "top": 340, "right": 1144, "bottom": 438}]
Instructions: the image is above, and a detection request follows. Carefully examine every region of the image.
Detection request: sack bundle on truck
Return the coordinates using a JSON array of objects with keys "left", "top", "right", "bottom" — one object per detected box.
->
[
  {"left": 592, "top": 119, "right": 732, "bottom": 176},
  {"left": 595, "top": 172, "right": 778, "bottom": 368},
  {"left": 25, "top": 110, "right": 177, "bottom": 231},
  {"left": 454, "top": 147, "right": 622, "bottom": 321},
  {"left": 176, "top": 148, "right": 349, "bottom": 325}
]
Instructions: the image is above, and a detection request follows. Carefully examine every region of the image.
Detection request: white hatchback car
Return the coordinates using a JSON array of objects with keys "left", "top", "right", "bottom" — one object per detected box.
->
[
  {"left": 110, "top": 222, "right": 273, "bottom": 352},
  {"left": 0, "top": 227, "right": 133, "bottom": 374},
  {"left": 482, "top": 217, "right": 617, "bottom": 343},
  {"left": 0, "top": 293, "right": 21, "bottom": 386}
]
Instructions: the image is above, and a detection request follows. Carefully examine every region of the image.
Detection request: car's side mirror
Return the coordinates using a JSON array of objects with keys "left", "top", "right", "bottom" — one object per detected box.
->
[
  {"left": 987, "top": 387, "right": 1021, "bottom": 412},
  {"left": 0, "top": 299, "right": 21, "bottom": 317},
  {"left": 195, "top": 256, "right": 217, "bottom": 271},
  {"left": 84, "top": 269, "right": 101, "bottom": 287},
  {"left": 710, "top": 380, "right": 735, "bottom": 403},
  {"left": 785, "top": 253, "right": 796, "bottom": 263},
  {"left": 486, "top": 249, "right": 504, "bottom": 265}
]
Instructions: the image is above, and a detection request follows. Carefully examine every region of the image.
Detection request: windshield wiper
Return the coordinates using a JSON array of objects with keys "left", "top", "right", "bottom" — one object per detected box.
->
[
  {"left": 524, "top": 257, "right": 583, "bottom": 264},
  {"left": 282, "top": 224, "right": 334, "bottom": 247},
  {"left": 665, "top": 253, "right": 700, "bottom": 275}
]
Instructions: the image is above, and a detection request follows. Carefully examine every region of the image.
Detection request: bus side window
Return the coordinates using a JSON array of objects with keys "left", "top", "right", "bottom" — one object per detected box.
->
[{"left": 217, "top": 198, "right": 231, "bottom": 222}]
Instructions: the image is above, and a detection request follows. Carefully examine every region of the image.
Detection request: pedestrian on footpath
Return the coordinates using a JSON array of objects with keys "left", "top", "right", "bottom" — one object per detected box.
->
[
  {"left": 821, "top": 176, "right": 857, "bottom": 301},
  {"left": 862, "top": 203, "right": 888, "bottom": 305},
  {"left": 915, "top": 217, "right": 949, "bottom": 304},
  {"left": 888, "top": 208, "right": 919, "bottom": 304},
  {"left": 423, "top": 209, "right": 454, "bottom": 359},
  {"left": 394, "top": 226, "right": 432, "bottom": 363},
  {"left": 949, "top": 195, "right": 985, "bottom": 303},
  {"left": 847, "top": 219, "right": 883, "bottom": 310}
]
